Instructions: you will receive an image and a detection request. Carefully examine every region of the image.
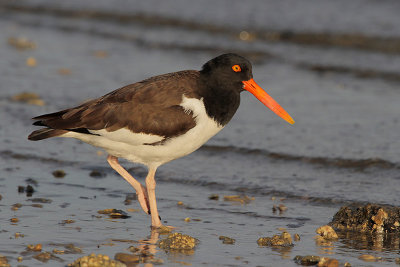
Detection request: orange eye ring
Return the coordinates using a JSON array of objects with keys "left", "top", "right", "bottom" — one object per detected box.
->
[{"left": 232, "top": 64, "right": 241, "bottom": 72}]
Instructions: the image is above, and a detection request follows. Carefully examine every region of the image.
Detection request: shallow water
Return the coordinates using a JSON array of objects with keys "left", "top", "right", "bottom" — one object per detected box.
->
[{"left": 1, "top": 1, "right": 400, "bottom": 266}]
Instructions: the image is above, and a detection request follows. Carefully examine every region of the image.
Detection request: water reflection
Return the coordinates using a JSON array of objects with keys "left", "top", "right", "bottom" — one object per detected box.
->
[{"left": 337, "top": 231, "right": 400, "bottom": 252}]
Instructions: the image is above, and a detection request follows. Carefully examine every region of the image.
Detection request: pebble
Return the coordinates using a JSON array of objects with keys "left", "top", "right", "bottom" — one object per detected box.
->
[
  {"left": 69, "top": 253, "right": 126, "bottom": 267},
  {"left": 11, "top": 92, "right": 45, "bottom": 106},
  {"left": 177, "top": 201, "right": 184, "bottom": 206},
  {"left": 317, "top": 257, "right": 339, "bottom": 267},
  {"left": 114, "top": 253, "right": 140, "bottom": 265},
  {"left": 294, "top": 233, "right": 301, "bottom": 241},
  {"left": 52, "top": 170, "right": 66, "bottom": 178},
  {"left": 223, "top": 195, "right": 254, "bottom": 204},
  {"left": 27, "top": 243, "right": 42, "bottom": 252},
  {"left": 0, "top": 254, "right": 10, "bottom": 267},
  {"left": 219, "top": 236, "right": 235, "bottom": 244},
  {"left": 98, "top": 209, "right": 130, "bottom": 219},
  {"left": 316, "top": 225, "right": 338, "bottom": 240},
  {"left": 358, "top": 254, "right": 380, "bottom": 262},
  {"left": 8, "top": 36, "right": 36, "bottom": 50},
  {"left": 33, "top": 252, "right": 52, "bottom": 263},
  {"left": 14, "top": 232, "right": 24, "bottom": 238},
  {"left": 26, "top": 57, "right": 37, "bottom": 67},
  {"left": 184, "top": 217, "right": 191, "bottom": 222},
  {"left": 158, "top": 233, "right": 198, "bottom": 250},
  {"left": 257, "top": 232, "right": 293, "bottom": 247},
  {"left": 294, "top": 255, "right": 320, "bottom": 265},
  {"left": 208, "top": 194, "right": 219, "bottom": 200},
  {"left": 10, "top": 217, "right": 19, "bottom": 223}
]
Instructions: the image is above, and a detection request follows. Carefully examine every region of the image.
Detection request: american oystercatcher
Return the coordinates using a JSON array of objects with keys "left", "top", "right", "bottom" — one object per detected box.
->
[{"left": 28, "top": 53, "right": 294, "bottom": 228}]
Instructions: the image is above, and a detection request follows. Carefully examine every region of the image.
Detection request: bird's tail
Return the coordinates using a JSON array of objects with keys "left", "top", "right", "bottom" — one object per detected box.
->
[{"left": 28, "top": 128, "right": 68, "bottom": 141}]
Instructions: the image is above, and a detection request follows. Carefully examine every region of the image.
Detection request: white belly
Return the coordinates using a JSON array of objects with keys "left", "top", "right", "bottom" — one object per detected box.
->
[{"left": 62, "top": 96, "right": 223, "bottom": 168}]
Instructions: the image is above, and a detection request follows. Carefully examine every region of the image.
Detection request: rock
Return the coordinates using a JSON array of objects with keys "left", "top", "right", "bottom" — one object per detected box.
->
[
  {"left": 184, "top": 217, "right": 191, "bottom": 222},
  {"left": 294, "top": 255, "right": 320, "bottom": 265},
  {"left": 257, "top": 232, "right": 293, "bottom": 247},
  {"left": 158, "top": 233, "right": 198, "bottom": 250},
  {"left": 11, "top": 92, "right": 45, "bottom": 106},
  {"left": 8, "top": 36, "right": 36, "bottom": 50},
  {"left": 10, "top": 217, "right": 19, "bottom": 223},
  {"left": 89, "top": 170, "right": 105, "bottom": 178},
  {"left": 0, "top": 254, "right": 10, "bottom": 267},
  {"left": 219, "top": 236, "right": 235, "bottom": 244},
  {"left": 114, "top": 253, "right": 140, "bottom": 265},
  {"left": 223, "top": 195, "right": 254, "bottom": 204},
  {"left": 97, "top": 209, "right": 130, "bottom": 219},
  {"left": 316, "top": 225, "right": 338, "bottom": 240},
  {"left": 52, "top": 170, "right": 66, "bottom": 178},
  {"left": 26, "top": 57, "right": 37, "bottom": 67},
  {"left": 209, "top": 194, "right": 219, "bottom": 200},
  {"left": 69, "top": 253, "right": 126, "bottom": 267},
  {"left": 33, "top": 252, "right": 51, "bottom": 263},
  {"left": 330, "top": 203, "right": 400, "bottom": 233},
  {"left": 27, "top": 243, "right": 42, "bottom": 251},
  {"left": 358, "top": 254, "right": 380, "bottom": 262},
  {"left": 294, "top": 233, "right": 301, "bottom": 241},
  {"left": 317, "top": 257, "right": 339, "bottom": 267}
]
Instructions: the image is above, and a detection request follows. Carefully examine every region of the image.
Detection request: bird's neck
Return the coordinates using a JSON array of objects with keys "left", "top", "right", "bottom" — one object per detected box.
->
[{"left": 198, "top": 78, "right": 241, "bottom": 126}]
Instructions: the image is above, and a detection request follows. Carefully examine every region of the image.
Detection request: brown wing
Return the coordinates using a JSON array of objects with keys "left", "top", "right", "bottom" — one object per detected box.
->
[{"left": 31, "top": 70, "right": 201, "bottom": 139}]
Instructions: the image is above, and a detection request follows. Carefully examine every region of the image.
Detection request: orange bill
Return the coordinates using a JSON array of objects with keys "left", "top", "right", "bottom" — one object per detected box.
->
[{"left": 242, "top": 79, "right": 295, "bottom": 124}]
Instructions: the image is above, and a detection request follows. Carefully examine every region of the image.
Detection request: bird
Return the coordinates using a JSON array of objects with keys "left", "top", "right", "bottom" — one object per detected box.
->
[{"left": 28, "top": 53, "right": 294, "bottom": 228}]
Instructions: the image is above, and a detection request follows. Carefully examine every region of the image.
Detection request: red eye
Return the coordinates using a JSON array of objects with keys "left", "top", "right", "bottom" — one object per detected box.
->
[{"left": 232, "top": 65, "right": 241, "bottom": 72}]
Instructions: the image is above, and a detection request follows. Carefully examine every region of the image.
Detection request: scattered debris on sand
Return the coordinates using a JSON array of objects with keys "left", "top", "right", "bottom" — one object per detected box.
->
[
  {"left": 68, "top": 253, "right": 126, "bottom": 267},
  {"left": 330, "top": 203, "right": 400, "bottom": 233},
  {"left": 158, "top": 233, "right": 198, "bottom": 251},
  {"left": 257, "top": 232, "right": 293, "bottom": 247}
]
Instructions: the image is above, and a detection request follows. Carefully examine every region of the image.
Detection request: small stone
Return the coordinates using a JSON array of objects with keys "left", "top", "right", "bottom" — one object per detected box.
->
[
  {"left": 52, "top": 170, "right": 66, "bottom": 178},
  {"left": 57, "top": 68, "right": 72, "bottom": 75},
  {"left": 11, "top": 92, "right": 44, "bottom": 106},
  {"left": 18, "top": 186, "right": 25, "bottom": 193},
  {"left": 17, "top": 256, "right": 23, "bottom": 262},
  {"left": 11, "top": 203, "right": 22, "bottom": 211},
  {"left": 61, "top": 219, "right": 75, "bottom": 224},
  {"left": 219, "top": 236, "right": 235, "bottom": 244},
  {"left": 316, "top": 225, "right": 338, "bottom": 240},
  {"left": 209, "top": 194, "right": 219, "bottom": 200},
  {"left": 294, "top": 255, "right": 320, "bottom": 265},
  {"left": 93, "top": 50, "right": 109, "bottom": 58},
  {"left": 31, "top": 204, "right": 43, "bottom": 208},
  {"left": 27, "top": 243, "right": 42, "bottom": 251},
  {"left": 114, "top": 253, "right": 140, "bottom": 264},
  {"left": 257, "top": 232, "right": 293, "bottom": 247},
  {"left": 53, "top": 249, "right": 65, "bottom": 254},
  {"left": 278, "top": 204, "right": 287, "bottom": 212},
  {"left": 344, "top": 263, "right": 351, "bottom": 267},
  {"left": 223, "top": 195, "right": 254, "bottom": 204},
  {"left": 184, "top": 217, "right": 191, "bottom": 222},
  {"left": 156, "top": 225, "right": 173, "bottom": 234},
  {"left": 0, "top": 254, "right": 10, "bottom": 267},
  {"left": 14, "top": 232, "right": 24, "bottom": 238},
  {"left": 158, "top": 233, "right": 198, "bottom": 250},
  {"left": 10, "top": 217, "right": 19, "bottom": 223},
  {"left": 177, "top": 201, "right": 184, "bottom": 206},
  {"left": 29, "top": 198, "right": 52, "bottom": 203},
  {"left": 294, "top": 233, "right": 301, "bottom": 241},
  {"left": 65, "top": 244, "right": 83, "bottom": 254},
  {"left": 33, "top": 252, "right": 51, "bottom": 263},
  {"left": 26, "top": 185, "right": 35, "bottom": 195},
  {"left": 26, "top": 57, "right": 37, "bottom": 67},
  {"left": 359, "top": 254, "right": 380, "bottom": 262},
  {"left": 8, "top": 36, "right": 36, "bottom": 50},
  {"left": 317, "top": 257, "right": 339, "bottom": 267}
]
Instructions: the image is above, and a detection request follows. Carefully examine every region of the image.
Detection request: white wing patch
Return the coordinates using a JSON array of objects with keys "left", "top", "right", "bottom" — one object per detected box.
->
[{"left": 90, "top": 128, "right": 164, "bottom": 146}]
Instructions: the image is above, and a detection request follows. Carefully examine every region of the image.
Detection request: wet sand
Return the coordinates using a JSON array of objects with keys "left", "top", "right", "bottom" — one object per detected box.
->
[{"left": 1, "top": 1, "right": 400, "bottom": 266}]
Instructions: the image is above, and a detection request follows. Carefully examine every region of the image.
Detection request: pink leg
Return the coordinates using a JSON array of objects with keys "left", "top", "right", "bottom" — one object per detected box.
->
[
  {"left": 146, "top": 167, "right": 162, "bottom": 228},
  {"left": 107, "top": 155, "right": 150, "bottom": 214}
]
